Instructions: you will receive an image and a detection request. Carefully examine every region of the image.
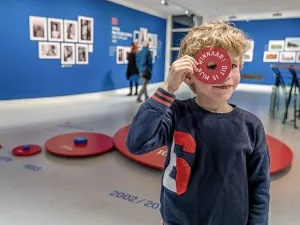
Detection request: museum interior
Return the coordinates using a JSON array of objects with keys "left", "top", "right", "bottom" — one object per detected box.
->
[{"left": 0, "top": 0, "right": 299, "bottom": 224}]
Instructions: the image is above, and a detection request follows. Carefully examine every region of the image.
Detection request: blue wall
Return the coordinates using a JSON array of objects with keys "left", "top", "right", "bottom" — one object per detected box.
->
[
  {"left": 0, "top": 0, "right": 166, "bottom": 100},
  {"left": 233, "top": 18, "right": 300, "bottom": 85}
]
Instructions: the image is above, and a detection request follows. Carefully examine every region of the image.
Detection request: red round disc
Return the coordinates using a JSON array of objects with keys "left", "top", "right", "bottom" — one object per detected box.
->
[
  {"left": 12, "top": 144, "right": 42, "bottom": 156},
  {"left": 45, "top": 132, "right": 114, "bottom": 157},
  {"left": 194, "top": 47, "right": 232, "bottom": 84},
  {"left": 114, "top": 126, "right": 293, "bottom": 174},
  {"left": 266, "top": 135, "right": 293, "bottom": 174},
  {"left": 114, "top": 125, "right": 166, "bottom": 170}
]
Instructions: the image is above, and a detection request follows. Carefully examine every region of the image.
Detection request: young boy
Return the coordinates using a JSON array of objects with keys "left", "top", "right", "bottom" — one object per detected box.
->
[{"left": 126, "top": 20, "right": 270, "bottom": 225}]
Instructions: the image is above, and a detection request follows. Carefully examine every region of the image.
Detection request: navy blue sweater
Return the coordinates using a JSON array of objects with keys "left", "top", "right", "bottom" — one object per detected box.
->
[{"left": 126, "top": 87, "right": 270, "bottom": 225}]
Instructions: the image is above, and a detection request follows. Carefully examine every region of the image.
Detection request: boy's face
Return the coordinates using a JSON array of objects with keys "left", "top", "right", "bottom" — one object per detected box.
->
[{"left": 188, "top": 50, "right": 241, "bottom": 102}]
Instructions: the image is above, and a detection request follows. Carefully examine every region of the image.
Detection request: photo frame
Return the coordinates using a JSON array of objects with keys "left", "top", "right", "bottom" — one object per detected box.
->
[
  {"left": 138, "top": 27, "right": 148, "bottom": 47},
  {"left": 64, "top": 20, "right": 78, "bottom": 42},
  {"left": 150, "top": 49, "right": 157, "bottom": 63},
  {"left": 29, "top": 16, "right": 47, "bottom": 41},
  {"left": 268, "top": 40, "right": 284, "bottom": 51},
  {"left": 279, "top": 52, "right": 296, "bottom": 63},
  {"left": 243, "top": 51, "right": 253, "bottom": 62},
  {"left": 116, "top": 46, "right": 124, "bottom": 64},
  {"left": 61, "top": 43, "right": 75, "bottom": 65},
  {"left": 123, "top": 47, "right": 131, "bottom": 64},
  {"left": 38, "top": 42, "right": 60, "bottom": 59},
  {"left": 248, "top": 40, "right": 254, "bottom": 51},
  {"left": 133, "top": 30, "right": 139, "bottom": 43},
  {"left": 78, "top": 16, "right": 94, "bottom": 44},
  {"left": 263, "top": 51, "right": 279, "bottom": 62},
  {"left": 76, "top": 44, "right": 89, "bottom": 64},
  {"left": 285, "top": 38, "right": 300, "bottom": 51},
  {"left": 48, "top": 18, "right": 63, "bottom": 42},
  {"left": 296, "top": 52, "right": 300, "bottom": 63}
]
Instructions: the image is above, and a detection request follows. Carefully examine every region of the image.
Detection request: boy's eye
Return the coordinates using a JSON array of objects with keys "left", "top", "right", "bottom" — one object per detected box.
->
[
  {"left": 232, "top": 64, "right": 238, "bottom": 69},
  {"left": 207, "top": 64, "right": 217, "bottom": 70}
]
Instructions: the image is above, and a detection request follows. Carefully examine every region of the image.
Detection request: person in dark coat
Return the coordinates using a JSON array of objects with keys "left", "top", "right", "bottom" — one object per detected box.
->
[{"left": 126, "top": 42, "right": 140, "bottom": 96}]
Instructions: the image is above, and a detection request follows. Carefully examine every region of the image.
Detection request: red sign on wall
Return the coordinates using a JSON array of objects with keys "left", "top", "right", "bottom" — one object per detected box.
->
[{"left": 112, "top": 17, "right": 118, "bottom": 25}]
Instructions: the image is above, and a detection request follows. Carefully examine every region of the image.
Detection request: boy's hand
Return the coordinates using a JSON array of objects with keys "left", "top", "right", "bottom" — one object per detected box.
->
[{"left": 161, "top": 55, "right": 198, "bottom": 94}]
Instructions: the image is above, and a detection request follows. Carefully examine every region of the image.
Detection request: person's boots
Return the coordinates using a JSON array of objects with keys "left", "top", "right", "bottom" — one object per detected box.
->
[
  {"left": 134, "top": 83, "right": 138, "bottom": 95},
  {"left": 127, "top": 86, "right": 132, "bottom": 96}
]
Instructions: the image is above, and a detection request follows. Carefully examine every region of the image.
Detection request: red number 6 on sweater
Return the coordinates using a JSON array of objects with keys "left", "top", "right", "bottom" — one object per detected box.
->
[{"left": 162, "top": 131, "right": 196, "bottom": 195}]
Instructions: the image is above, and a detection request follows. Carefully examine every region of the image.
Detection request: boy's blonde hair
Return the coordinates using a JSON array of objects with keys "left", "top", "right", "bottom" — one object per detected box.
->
[
  {"left": 178, "top": 20, "right": 250, "bottom": 92},
  {"left": 179, "top": 20, "right": 250, "bottom": 66}
]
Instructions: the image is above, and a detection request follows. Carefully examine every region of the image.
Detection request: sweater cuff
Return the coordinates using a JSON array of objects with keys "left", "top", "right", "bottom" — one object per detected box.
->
[{"left": 148, "top": 87, "right": 175, "bottom": 110}]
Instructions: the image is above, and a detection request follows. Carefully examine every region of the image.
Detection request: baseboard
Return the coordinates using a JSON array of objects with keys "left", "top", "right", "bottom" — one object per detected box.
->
[
  {"left": 0, "top": 82, "right": 273, "bottom": 108},
  {"left": 0, "top": 82, "right": 164, "bottom": 107}
]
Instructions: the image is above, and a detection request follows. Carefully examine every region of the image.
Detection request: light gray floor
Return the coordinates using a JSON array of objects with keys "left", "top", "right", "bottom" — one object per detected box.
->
[{"left": 0, "top": 83, "right": 299, "bottom": 225}]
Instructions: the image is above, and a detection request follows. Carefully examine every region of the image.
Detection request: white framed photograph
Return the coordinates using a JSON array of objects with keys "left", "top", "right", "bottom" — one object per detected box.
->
[
  {"left": 138, "top": 27, "right": 148, "bottom": 47},
  {"left": 123, "top": 47, "right": 131, "bottom": 64},
  {"left": 268, "top": 40, "right": 284, "bottom": 51},
  {"left": 116, "top": 46, "right": 124, "bottom": 64},
  {"left": 150, "top": 49, "right": 157, "bottom": 63},
  {"left": 29, "top": 16, "right": 47, "bottom": 41},
  {"left": 78, "top": 16, "right": 94, "bottom": 44},
  {"left": 285, "top": 38, "right": 300, "bottom": 51},
  {"left": 133, "top": 30, "right": 139, "bottom": 43},
  {"left": 248, "top": 40, "right": 254, "bottom": 51},
  {"left": 243, "top": 51, "right": 253, "bottom": 62},
  {"left": 263, "top": 51, "right": 279, "bottom": 62},
  {"left": 296, "top": 52, "right": 300, "bottom": 63},
  {"left": 64, "top": 20, "right": 78, "bottom": 42},
  {"left": 38, "top": 42, "right": 60, "bottom": 59},
  {"left": 279, "top": 52, "right": 296, "bottom": 63},
  {"left": 48, "top": 18, "right": 63, "bottom": 42},
  {"left": 148, "top": 33, "right": 154, "bottom": 49},
  {"left": 151, "top": 34, "right": 158, "bottom": 49},
  {"left": 61, "top": 43, "right": 75, "bottom": 65},
  {"left": 76, "top": 44, "right": 89, "bottom": 64}
]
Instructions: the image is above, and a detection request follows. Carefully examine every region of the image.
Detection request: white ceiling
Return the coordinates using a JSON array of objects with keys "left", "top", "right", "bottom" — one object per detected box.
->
[
  {"left": 109, "top": 0, "right": 300, "bottom": 19},
  {"left": 171, "top": 0, "right": 300, "bottom": 17}
]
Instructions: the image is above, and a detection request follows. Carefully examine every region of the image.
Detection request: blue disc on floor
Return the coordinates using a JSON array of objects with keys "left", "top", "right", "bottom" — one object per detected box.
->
[
  {"left": 74, "top": 136, "right": 87, "bottom": 145},
  {"left": 23, "top": 145, "right": 31, "bottom": 150}
]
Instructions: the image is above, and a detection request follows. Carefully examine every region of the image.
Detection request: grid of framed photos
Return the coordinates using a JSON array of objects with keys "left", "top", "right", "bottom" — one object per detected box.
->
[
  {"left": 263, "top": 38, "right": 300, "bottom": 63},
  {"left": 29, "top": 15, "right": 94, "bottom": 66},
  {"left": 116, "top": 27, "right": 158, "bottom": 65}
]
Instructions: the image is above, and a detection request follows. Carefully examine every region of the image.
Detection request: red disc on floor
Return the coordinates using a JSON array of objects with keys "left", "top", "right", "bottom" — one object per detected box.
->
[
  {"left": 194, "top": 47, "right": 232, "bottom": 85},
  {"left": 266, "top": 135, "right": 293, "bottom": 174},
  {"left": 114, "top": 126, "right": 293, "bottom": 174},
  {"left": 114, "top": 125, "right": 166, "bottom": 170},
  {"left": 45, "top": 132, "right": 114, "bottom": 157},
  {"left": 12, "top": 144, "right": 42, "bottom": 156}
]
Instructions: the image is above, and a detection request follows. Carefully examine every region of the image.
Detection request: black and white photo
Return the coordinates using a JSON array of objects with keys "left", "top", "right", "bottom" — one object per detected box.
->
[
  {"left": 78, "top": 16, "right": 94, "bottom": 44},
  {"left": 38, "top": 42, "right": 60, "bottom": 59},
  {"left": 123, "top": 47, "right": 131, "bottom": 64},
  {"left": 152, "top": 34, "right": 158, "bottom": 49},
  {"left": 150, "top": 49, "right": 156, "bottom": 63},
  {"left": 76, "top": 44, "right": 89, "bottom": 64},
  {"left": 133, "top": 30, "right": 139, "bottom": 43},
  {"left": 61, "top": 43, "right": 75, "bottom": 65},
  {"left": 48, "top": 18, "right": 63, "bottom": 42},
  {"left": 29, "top": 16, "right": 47, "bottom": 41},
  {"left": 138, "top": 27, "right": 148, "bottom": 47},
  {"left": 64, "top": 20, "right": 78, "bottom": 42},
  {"left": 116, "top": 46, "right": 124, "bottom": 64}
]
